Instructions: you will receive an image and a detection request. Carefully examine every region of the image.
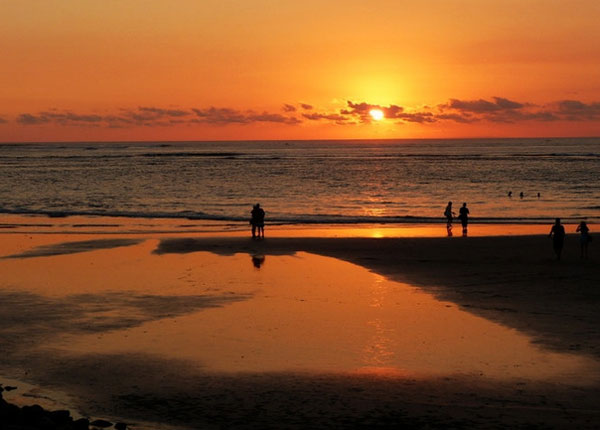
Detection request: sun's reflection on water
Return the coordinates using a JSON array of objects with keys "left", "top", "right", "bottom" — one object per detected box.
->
[{"left": 362, "top": 318, "right": 396, "bottom": 367}]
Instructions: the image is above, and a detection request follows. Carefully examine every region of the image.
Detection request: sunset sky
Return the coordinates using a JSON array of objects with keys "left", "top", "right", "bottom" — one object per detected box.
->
[{"left": 1, "top": 0, "right": 599, "bottom": 141}]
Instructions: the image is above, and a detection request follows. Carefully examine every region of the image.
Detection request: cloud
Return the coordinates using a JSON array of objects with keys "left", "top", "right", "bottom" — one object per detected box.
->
[
  {"left": 336, "top": 97, "right": 596, "bottom": 125},
  {"left": 11, "top": 97, "right": 600, "bottom": 130},
  {"left": 440, "top": 97, "right": 524, "bottom": 113},
  {"left": 494, "top": 97, "right": 526, "bottom": 110},
  {"left": 17, "top": 107, "right": 168, "bottom": 126},
  {"left": 248, "top": 112, "right": 301, "bottom": 124},
  {"left": 137, "top": 106, "right": 189, "bottom": 117},
  {"left": 191, "top": 107, "right": 247, "bottom": 124},
  {"left": 395, "top": 112, "right": 436, "bottom": 123},
  {"left": 302, "top": 112, "right": 348, "bottom": 121},
  {"left": 17, "top": 113, "right": 49, "bottom": 125},
  {"left": 484, "top": 109, "right": 560, "bottom": 123},
  {"left": 338, "top": 101, "right": 439, "bottom": 123},
  {"left": 436, "top": 97, "right": 570, "bottom": 123},
  {"left": 340, "top": 101, "right": 376, "bottom": 120},
  {"left": 192, "top": 107, "right": 300, "bottom": 125},
  {"left": 17, "top": 112, "right": 103, "bottom": 125},
  {"left": 525, "top": 111, "right": 560, "bottom": 122},
  {"left": 302, "top": 112, "right": 354, "bottom": 125},
  {"left": 119, "top": 106, "right": 194, "bottom": 125},
  {"left": 15, "top": 106, "right": 302, "bottom": 128},
  {"left": 340, "top": 101, "right": 408, "bottom": 122},
  {"left": 555, "top": 100, "right": 600, "bottom": 120},
  {"left": 435, "top": 113, "right": 476, "bottom": 123}
]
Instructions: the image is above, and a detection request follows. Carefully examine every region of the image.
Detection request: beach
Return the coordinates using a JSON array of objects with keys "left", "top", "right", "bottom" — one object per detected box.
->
[
  {"left": 1, "top": 221, "right": 599, "bottom": 429},
  {"left": 3, "top": 0, "right": 600, "bottom": 427}
]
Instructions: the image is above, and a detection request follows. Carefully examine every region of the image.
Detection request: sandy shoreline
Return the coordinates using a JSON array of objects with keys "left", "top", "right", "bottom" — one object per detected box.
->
[{"left": 1, "top": 230, "right": 599, "bottom": 428}]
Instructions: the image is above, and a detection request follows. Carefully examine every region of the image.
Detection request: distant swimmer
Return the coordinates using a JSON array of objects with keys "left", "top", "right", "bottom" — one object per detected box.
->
[
  {"left": 548, "top": 218, "right": 566, "bottom": 260},
  {"left": 250, "top": 203, "right": 266, "bottom": 239},
  {"left": 458, "top": 202, "right": 470, "bottom": 236},
  {"left": 519, "top": 192, "right": 524, "bottom": 199},
  {"left": 508, "top": 191, "right": 512, "bottom": 197},
  {"left": 576, "top": 221, "right": 592, "bottom": 259}
]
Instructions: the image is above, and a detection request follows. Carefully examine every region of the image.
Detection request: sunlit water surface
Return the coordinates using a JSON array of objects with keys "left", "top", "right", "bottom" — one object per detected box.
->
[{"left": 1, "top": 139, "right": 599, "bottom": 223}]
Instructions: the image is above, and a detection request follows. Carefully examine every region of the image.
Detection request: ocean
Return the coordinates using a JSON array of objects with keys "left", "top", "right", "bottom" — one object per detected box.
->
[{"left": 1, "top": 138, "right": 599, "bottom": 227}]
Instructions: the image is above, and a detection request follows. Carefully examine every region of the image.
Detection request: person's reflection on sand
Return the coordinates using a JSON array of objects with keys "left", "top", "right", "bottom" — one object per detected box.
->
[
  {"left": 446, "top": 223, "right": 453, "bottom": 237},
  {"left": 251, "top": 254, "right": 266, "bottom": 269}
]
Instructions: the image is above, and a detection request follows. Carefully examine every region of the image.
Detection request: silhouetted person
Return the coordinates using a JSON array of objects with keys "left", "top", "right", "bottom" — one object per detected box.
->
[
  {"left": 458, "top": 202, "right": 469, "bottom": 236},
  {"left": 250, "top": 203, "right": 265, "bottom": 239},
  {"left": 576, "top": 221, "right": 591, "bottom": 259},
  {"left": 549, "top": 218, "right": 566, "bottom": 260},
  {"left": 444, "top": 201, "right": 455, "bottom": 236},
  {"left": 537, "top": 192, "right": 541, "bottom": 198},
  {"left": 508, "top": 191, "right": 512, "bottom": 197},
  {"left": 519, "top": 192, "right": 524, "bottom": 199},
  {"left": 251, "top": 254, "right": 265, "bottom": 268}
]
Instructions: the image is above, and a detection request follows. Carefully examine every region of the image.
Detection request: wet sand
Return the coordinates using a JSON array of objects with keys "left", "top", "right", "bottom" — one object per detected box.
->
[
  {"left": 155, "top": 234, "right": 600, "bottom": 359},
  {"left": 1, "top": 231, "right": 599, "bottom": 428}
]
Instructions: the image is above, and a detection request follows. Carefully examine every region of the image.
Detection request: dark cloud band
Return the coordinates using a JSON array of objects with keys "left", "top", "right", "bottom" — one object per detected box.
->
[{"left": 8, "top": 97, "right": 600, "bottom": 129}]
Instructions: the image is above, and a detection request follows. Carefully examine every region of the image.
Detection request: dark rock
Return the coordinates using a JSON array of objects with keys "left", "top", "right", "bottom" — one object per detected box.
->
[
  {"left": 0, "top": 390, "right": 114, "bottom": 430},
  {"left": 4, "top": 385, "right": 18, "bottom": 391},
  {"left": 73, "top": 417, "right": 91, "bottom": 430},
  {"left": 50, "top": 408, "right": 72, "bottom": 424},
  {"left": 1, "top": 402, "right": 22, "bottom": 420},
  {"left": 34, "top": 415, "right": 57, "bottom": 430},
  {"left": 90, "top": 418, "right": 113, "bottom": 428},
  {"left": 22, "top": 403, "right": 46, "bottom": 421}
]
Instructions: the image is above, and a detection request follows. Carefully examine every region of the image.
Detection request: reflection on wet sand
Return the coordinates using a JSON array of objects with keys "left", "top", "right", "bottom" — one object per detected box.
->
[
  {"left": 10, "top": 242, "right": 592, "bottom": 382},
  {"left": 251, "top": 254, "right": 265, "bottom": 269},
  {"left": 2, "top": 238, "right": 142, "bottom": 259}
]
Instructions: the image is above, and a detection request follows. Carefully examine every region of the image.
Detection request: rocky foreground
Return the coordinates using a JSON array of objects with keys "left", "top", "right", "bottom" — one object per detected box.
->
[{"left": 0, "top": 384, "right": 127, "bottom": 430}]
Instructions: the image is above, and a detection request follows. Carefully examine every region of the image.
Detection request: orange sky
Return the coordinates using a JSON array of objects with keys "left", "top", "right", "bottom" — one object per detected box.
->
[{"left": 1, "top": 0, "right": 599, "bottom": 141}]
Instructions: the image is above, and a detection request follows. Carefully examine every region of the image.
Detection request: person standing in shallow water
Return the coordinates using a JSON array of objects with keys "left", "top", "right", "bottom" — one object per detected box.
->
[
  {"left": 250, "top": 203, "right": 265, "bottom": 239},
  {"left": 458, "top": 202, "right": 469, "bottom": 236},
  {"left": 549, "top": 218, "right": 566, "bottom": 260},
  {"left": 444, "top": 201, "right": 455, "bottom": 235},
  {"left": 576, "top": 221, "right": 591, "bottom": 259}
]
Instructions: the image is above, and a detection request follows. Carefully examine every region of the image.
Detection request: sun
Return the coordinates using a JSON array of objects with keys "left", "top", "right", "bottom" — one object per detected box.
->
[{"left": 369, "top": 109, "right": 384, "bottom": 121}]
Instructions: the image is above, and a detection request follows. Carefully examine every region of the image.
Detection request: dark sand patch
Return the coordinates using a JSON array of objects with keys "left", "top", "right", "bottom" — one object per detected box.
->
[
  {"left": 0, "top": 290, "right": 251, "bottom": 359},
  {"left": 3, "top": 239, "right": 143, "bottom": 259},
  {"left": 8, "top": 352, "right": 600, "bottom": 429}
]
